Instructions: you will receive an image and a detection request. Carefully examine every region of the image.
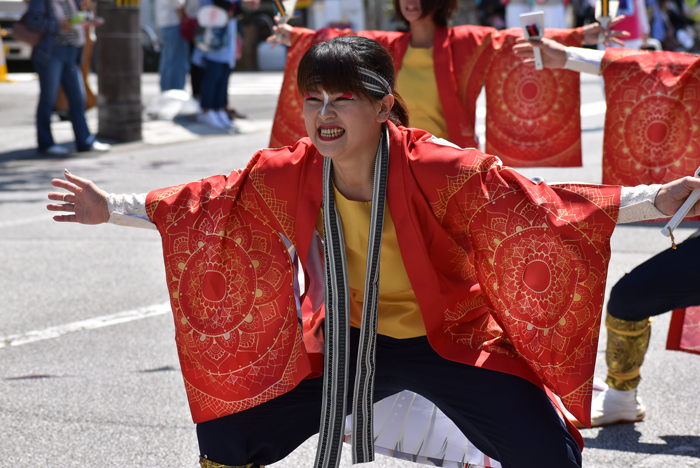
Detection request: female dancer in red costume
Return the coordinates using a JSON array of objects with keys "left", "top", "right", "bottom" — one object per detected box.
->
[{"left": 48, "top": 35, "right": 700, "bottom": 468}]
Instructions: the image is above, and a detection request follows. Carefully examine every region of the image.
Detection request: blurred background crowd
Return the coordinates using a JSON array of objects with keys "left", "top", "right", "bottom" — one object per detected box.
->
[
  {"left": 1, "top": 0, "right": 699, "bottom": 134},
  {"left": 3, "top": 0, "right": 698, "bottom": 74}
]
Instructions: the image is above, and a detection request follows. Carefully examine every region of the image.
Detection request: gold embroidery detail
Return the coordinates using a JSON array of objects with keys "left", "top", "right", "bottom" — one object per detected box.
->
[
  {"left": 199, "top": 456, "right": 264, "bottom": 468},
  {"left": 249, "top": 170, "right": 296, "bottom": 245},
  {"left": 605, "top": 312, "right": 651, "bottom": 390},
  {"left": 431, "top": 159, "right": 495, "bottom": 223},
  {"left": 146, "top": 183, "right": 186, "bottom": 221}
]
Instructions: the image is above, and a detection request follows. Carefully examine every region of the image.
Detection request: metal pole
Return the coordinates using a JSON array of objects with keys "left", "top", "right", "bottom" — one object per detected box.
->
[
  {"left": 365, "top": 0, "right": 378, "bottom": 30},
  {"left": 96, "top": 0, "right": 142, "bottom": 142}
]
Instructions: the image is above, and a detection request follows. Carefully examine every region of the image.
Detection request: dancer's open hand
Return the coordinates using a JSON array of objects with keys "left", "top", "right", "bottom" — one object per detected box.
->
[
  {"left": 266, "top": 18, "right": 292, "bottom": 48},
  {"left": 47, "top": 170, "right": 110, "bottom": 224},
  {"left": 582, "top": 15, "right": 631, "bottom": 46}
]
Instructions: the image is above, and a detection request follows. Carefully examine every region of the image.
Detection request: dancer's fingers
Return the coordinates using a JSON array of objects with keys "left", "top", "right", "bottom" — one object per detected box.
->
[
  {"left": 52, "top": 214, "right": 78, "bottom": 223},
  {"left": 46, "top": 203, "right": 75, "bottom": 213},
  {"left": 63, "top": 170, "right": 90, "bottom": 188},
  {"left": 51, "top": 178, "right": 79, "bottom": 193}
]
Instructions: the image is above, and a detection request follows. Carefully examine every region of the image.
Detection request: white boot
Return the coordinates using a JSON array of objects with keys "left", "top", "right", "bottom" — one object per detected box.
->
[{"left": 590, "top": 387, "right": 646, "bottom": 427}]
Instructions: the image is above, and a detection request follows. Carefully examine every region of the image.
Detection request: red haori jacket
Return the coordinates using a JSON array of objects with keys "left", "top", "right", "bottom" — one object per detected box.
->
[
  {"left": 270, "top": 25, "right": 584, "bottom": 167},
  {"left": 668, "top": 306, "right": 700, "bottom": 355},
  {"left": 601, "top": 48, "right": 700, "bottom": 186},
  {"left": 146, "top": 123, "right": 619, "bottom": 437}
]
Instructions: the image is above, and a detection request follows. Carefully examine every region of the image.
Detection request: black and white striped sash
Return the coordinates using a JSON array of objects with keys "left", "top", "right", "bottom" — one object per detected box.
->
[{"left": 315, "top": 124, "right": 390, "bottom": 468}]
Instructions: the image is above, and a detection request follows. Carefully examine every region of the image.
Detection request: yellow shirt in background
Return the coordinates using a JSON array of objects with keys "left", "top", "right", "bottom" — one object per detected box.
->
[
  {"left": 396, "top": 46, "right": 449, "bottom": 140},
  {"left": 315, "top": 185, "right": 427, "bottom": 338}
]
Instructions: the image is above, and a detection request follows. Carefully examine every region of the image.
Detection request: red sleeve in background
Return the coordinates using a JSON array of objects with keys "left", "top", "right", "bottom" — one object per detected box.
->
[
  {"left": 484, "top": 28, "right": 583, "bottom": 167},
  {"left": 667, "top": 306, "right": 700, "bottom": 355},
  {"left": 602, "top": 48, "right": 700, "bottom": 186}
]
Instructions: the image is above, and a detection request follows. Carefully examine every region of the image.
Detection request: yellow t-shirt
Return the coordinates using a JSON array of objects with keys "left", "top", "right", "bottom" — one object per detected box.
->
[
  {"left": 315, "top": 185, "right": 427, "bottom": 338},
  {"left": 396, "top": 46, "right": 449, "bottom": 140}
]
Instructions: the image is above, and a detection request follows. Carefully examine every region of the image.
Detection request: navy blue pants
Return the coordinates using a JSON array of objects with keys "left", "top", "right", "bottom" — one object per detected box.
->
[
  {"left": 609, "top": 233, "right": 700, "bottom": 321},
  {"left": 199, "top": 59, "right": 231, "bottom": 111},
  {"left": 197, "top": 328, "right": 581, "bottom": 468}
]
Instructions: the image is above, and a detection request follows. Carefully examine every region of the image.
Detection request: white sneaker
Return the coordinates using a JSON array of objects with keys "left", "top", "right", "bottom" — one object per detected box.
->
[
  {"left": 42, "top": 145, "right": 70, "bottom": 156},
  {"left": 88, "top": 140, "right": 111, "bottom": 152},
  {"left": 216, "top": 109, "right": 233, "bottom": 127},
  {"left": 197, "top": 111, "right": 227, "bottom": 129},
  {"left": 590, "top": 388, "right": 646, "bottom": 427}
]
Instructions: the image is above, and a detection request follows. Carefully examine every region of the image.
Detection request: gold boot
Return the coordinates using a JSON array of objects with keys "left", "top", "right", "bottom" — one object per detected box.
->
[
  {"left": 605, "top": 313, "right": 651, "bottom": 390},
  {"left": 590, "top": 313, "right": 650, "bottom": 426},
  {"left": 199, "top": 456, "right": 265, "bottom": 468}
]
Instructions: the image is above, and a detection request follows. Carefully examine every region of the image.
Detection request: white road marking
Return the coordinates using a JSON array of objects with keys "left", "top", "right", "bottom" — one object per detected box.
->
[{"left": 0, "top": 302, "right": 171, "bottom": 348}]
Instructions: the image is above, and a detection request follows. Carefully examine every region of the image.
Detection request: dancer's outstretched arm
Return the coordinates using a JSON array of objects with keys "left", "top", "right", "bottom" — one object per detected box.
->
[{"left": 47, "top": 170, "right": 154, "bottom": 229}]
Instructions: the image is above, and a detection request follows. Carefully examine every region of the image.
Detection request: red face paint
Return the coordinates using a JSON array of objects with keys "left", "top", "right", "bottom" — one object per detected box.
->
[
  {"left": 304, "top": 93, "right": 313, "bottom": 99},
  {"left": 338, "top": 93, "right": 354, "bottom": 99}
]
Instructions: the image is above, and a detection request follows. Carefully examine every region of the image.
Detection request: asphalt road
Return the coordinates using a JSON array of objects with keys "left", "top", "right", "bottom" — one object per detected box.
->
[{"left": 1, "top": 71, "right": 700, "bottom": 468}]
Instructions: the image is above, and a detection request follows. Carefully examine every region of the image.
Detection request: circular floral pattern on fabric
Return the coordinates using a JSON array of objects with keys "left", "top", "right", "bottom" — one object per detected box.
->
[
  {"left": 624, "top": 95, "right": 692, "bottom": 169},
  {"left": 484, "top": 33, "right": 581, "bottom": 167},
  {"left": 180, "top": 239, "right": 256, "bottom": 337},
  {"left": 601, "top": 49, "right": 700, "bottom": 185},
  {"left": 148, "top": 176, "right": 310, "bottom": 423},
  {"left": 496, "top": 230, "right": 577, "bottom": 330},
  {"left": 170, "top": 219, "right": 294, "bottom": 379},
  {"left": 502, "top": 66, "right": 558, "bottom": 121},
  {"left": 439, "top": 162, "right": 619, "bottom": 425}
]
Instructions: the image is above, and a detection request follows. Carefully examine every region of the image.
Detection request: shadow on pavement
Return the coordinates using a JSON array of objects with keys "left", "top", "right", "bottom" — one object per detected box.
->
[
  {"left": 0, "top": 147, "right": 50, "bottom": 164},
  {"left": 584, "top": 427, "right": 700, "bottom": 457},
  {"left": 0, "top": 164, "right": 68, "bottom": 196},
  {"left": 0, "top": 145, "right": 108, "bottom": 166},
  {"left": 0, "top": 116, "right": 269, "bottom": 165}
]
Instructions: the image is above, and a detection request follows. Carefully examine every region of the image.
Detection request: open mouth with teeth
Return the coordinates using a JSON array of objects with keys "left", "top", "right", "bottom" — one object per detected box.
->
[{"left": 318, "top": 126, "right": 346, "bottom": 141}]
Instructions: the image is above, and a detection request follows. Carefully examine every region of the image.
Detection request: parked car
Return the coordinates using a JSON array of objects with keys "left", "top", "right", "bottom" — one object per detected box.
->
[{"left": 0, "top": 0, "right": 33, "bottom": 61}]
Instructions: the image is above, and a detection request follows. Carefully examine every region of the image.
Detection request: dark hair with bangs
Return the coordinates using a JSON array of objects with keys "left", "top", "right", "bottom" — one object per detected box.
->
[
  {"left": 297, "top": 36, "right": 409, "bottom": 128},
  {"left": 392, "top": 0, "right": 458, "bottom": 28}
]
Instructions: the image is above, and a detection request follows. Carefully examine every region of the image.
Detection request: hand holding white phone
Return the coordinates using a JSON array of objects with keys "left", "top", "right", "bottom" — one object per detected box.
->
[{"left": 519, "top": 12, "right": 545, "bottom": 71}]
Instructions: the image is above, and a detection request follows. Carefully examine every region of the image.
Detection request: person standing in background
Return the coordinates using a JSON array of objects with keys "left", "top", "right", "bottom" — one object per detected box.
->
[
  {"left": 54, "top": 0, "right": 96, "bottom": 120},
  {"left": 156, "top": 0, "right": 190, "bottom": 91},
  {"left": 193, "top": 0, "right": 258, "bottom": 130},
  {"left": 182, "top": 0, "right": 204, "bottom": 99},
  {"left": 267, "top": 0, "right": 624, "bottom": 154},
  {"left": 23, "top": 0, "right": 110, "bottom": 155}
]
